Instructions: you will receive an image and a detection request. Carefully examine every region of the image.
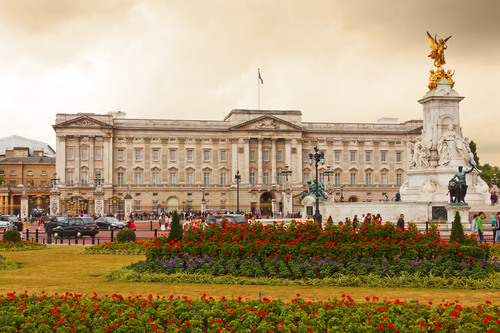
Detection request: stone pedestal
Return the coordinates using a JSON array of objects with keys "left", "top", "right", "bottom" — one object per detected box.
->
[
  {"left": 94, "top": 191, "right": 104, "bottom": 217},
  {"left": 50, "top": 187, "right": 60, "bottom": 215},
  {"left": 282, "top": 183, "right": 294, "bottom": 217},
  {"left": 446, "top": 204, "right": 471, "bottom": 230},
  {"left": 124, "top": 193, "right": 132, "bottom": 220},
  {"left": 20, "top": 193, "right": 29, "bottom": 220}
]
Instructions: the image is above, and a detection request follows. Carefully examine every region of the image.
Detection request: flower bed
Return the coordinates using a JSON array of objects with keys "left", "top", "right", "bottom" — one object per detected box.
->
[
  {"left": 0, "top": 291, "right": 498, "bottom": 332},
  {"left": 0, "top": 240, "right": 46, "bottom": 252},
  {"left": 82, "top": 240, "right": 148, "bottom": 255},
  {"left": 128, "top": 253, "right": 499, "bottom": 279}
]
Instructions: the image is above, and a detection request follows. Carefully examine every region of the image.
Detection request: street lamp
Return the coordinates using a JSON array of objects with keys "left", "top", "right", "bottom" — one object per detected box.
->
[
  {"left": 324, "top": 164, "right": 334, "bottom": 182},
  {"left": 282, "top": 164, "right": 293, "bottom": 182},
  {"left": 340, "top": 185, "right": 344, "bottom": 202},
  {"left": 309, "top": 146, "right": 325, "bottom": 227},
  {"left": 234, "top": 171, "right": 241, "bottom": 214},
  {"left": 271, "top": 184, "right": 277, "bottom": 218},
  {"left": 201, "top": 187, "right": 206, "bottom": 214},
  {"left": 50, "top": 172, "right": 60, "bottom": 187}
]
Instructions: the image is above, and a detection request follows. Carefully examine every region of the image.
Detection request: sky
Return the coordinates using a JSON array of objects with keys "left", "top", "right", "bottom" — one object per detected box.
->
[{"left": 1, "top": 0, "right": 499, "bottom": 165}]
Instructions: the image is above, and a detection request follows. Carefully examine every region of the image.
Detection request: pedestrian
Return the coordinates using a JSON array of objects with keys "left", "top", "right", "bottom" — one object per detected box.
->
[
  {"left": 129, "top": 220, "right": 136, "bottom": 231},
  {"left": 491, "top": 213, "right": 497, "bottom": 242},
  {"left": 159, "top": 214, "right": 166, "bottom": 231},
  {"left": 45, "top": 219, "right": 54, "bottom": 244},
  {"left": 352, "top": 215, "right": 359, "bottom": 230},
  {"left": 397, "top": 214, "right": 405, "bottom": 230},
  {"left": 395, "top": 192, "right": 401, "bottom": 202},
  {"left": 16, "top": 219, "right": 24, "bottom": 239},
  {"left": 470, "top": 214, "right": 478, "bottom": 238},
  {"left": 477, "top": 211, "right": 485, "bottom": 243},
  {"left": 494, "top": 212, "right": 500, "bottom": 243}
]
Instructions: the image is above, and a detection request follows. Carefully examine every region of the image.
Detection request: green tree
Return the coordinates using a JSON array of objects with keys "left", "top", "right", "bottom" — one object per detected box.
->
[
  {"left": 469, "top": 140, "right": 480, "bottom": 167},
  {"left": 450, "top": 211, "right": 465, "bottom": 243},
  {"left": 167, "top": 210, "right": 183, "bottom": 242}
]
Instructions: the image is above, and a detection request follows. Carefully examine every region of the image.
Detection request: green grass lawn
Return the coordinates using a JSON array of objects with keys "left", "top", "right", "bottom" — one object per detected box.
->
[{"left": 1, "top": 246, "right": 499, "bottom": 306}]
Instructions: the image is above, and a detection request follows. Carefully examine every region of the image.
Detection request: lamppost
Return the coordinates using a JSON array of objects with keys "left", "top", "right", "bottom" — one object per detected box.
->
[
  {"left": 309, "top": 146, "right": 325, "bottom": 227},
  {"left": 50, "top": 172, "right": 60, "bottom": 187},
  {"left": 340, "top": 185, "right": 344, "bottom": 202},
  {"left": 201, "top": 187, "right": 206, "bottom": 214},
  {"left": 282, "top": 164, "right": 293, "bottom": 182},
  {"left": 271, "top": 184, "right": 277, "bottom": 218},
  {"left": 234, "top": 171, "right": 241, "bottom": 214}
]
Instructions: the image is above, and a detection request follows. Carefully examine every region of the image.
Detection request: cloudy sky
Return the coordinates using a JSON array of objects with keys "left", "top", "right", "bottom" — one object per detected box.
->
[{"left": 1, "top": 0, "right": 499, "bottom": 164}]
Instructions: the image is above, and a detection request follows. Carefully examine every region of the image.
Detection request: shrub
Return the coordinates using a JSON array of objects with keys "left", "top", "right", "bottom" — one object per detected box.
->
[
  {"left": 2, "top": 230, "right": 20, "bottom": 242},
  {"left": 167, "top": 210, "right": 183, "bottom": 242},
  {"left": 450, "top": 211, "right": 465, "bottom": 243},
  {"left": 116, "top": 229, "right": 136, "bottom": 243}
]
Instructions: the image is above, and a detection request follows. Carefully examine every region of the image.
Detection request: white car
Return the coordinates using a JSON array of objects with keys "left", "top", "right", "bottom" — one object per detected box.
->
[{"left": 0, "top": 215, "right": 17, "bottom": 229}]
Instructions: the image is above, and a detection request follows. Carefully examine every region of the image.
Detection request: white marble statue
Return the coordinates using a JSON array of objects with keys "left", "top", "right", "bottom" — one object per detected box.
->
[{"left": 409, "top": 138, "right": 430, "bottom": 168}]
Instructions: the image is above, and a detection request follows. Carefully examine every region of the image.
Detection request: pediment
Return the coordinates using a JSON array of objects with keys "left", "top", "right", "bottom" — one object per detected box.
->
[
  {"left": 54, "top": 115, "right": 113, "bottom": 129},
  {"left": 229, "top": 115, "right": 303, "bottom": 132}
]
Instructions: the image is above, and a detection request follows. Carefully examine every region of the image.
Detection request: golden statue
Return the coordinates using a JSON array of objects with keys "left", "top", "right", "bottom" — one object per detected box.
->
[
  {"left": 428, "top": 68, "right": 455, "bottom": 91},
  {"left": 427, "top": 31, "right": 452, "bottom": 68}
]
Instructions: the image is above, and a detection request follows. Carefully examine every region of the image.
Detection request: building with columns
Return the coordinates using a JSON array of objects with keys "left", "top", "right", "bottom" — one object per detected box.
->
[{"left": 52, "top": 110, "right": 422, "bottom": 218}]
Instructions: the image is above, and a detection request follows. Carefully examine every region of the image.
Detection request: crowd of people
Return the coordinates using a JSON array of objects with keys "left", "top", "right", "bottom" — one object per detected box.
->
[{"left": 326, "top": 213, "right": 406, "bottom": 230}]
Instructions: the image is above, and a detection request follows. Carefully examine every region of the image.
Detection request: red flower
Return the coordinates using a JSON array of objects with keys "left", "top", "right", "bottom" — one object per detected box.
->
[
  {"left": 151, "top": 325, "right": 157, "bottom": 330},
  {"left": 419, "top": 322, "right": 426, "bottom": 327},
  {"left": 378, "top": 325, "right": 384, "bottom": 329}
]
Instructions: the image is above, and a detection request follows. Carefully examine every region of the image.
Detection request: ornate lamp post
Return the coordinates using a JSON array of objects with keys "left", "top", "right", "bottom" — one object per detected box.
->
[
  {"left": 282, "top": 164, "right": 293, "bottom": 182},
  {"left": 50, "top": 172, "right": 60, "bottom": 187},
  {"left": 340, "top": 185, "right": 344, "bottom": 202},
  {"left": 309, "top": 147, "right": 325, "bottom": 227},
  {"left": 271, "top": 184, "right": 277, "bottom": 218},
  {"left": 201, "top": 187, "right": 206, "bottom": 214},
  {"left": 235, "top": 170, "right": 241, "bottom": 214}
]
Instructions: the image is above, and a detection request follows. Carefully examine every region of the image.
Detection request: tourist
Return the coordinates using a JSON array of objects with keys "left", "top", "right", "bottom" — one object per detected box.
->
[
  {"left": 470, "top": 214, "right": 478, "bottom": 239},
  {"left": 397, "top": 214, "right": 405, "bottom": 230},
  {"left": 395, "top": 192, "right": 401, "bottom": 202},
  {"left": 491, "top": 213, "right": 497, "bottom": 242},
  {"left": 384, "top": 195, "right": 389, "bottom": 202},
  {"left": 327, "top": 216, "right": 333, "bottom": 224},
  {"left": 477, "top": 212, "right": 485, "bottom": 243},
  {"left": 375, "top": 214, "right": 382, "bottom": 224},
  {"left": 352, "top": 215, "right": 359, "bottom": 230},
  {"left": 129, "top": 220, "right": 137, "bottom": 231},
  {"left": 494, "top": 212, "right": 500, "bottom": 243}
]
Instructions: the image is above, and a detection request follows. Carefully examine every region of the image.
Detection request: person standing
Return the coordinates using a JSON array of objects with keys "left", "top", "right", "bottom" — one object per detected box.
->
[
  {"left": 45, "top": 219, "right": 54, "bottom": 244},
  {"left": 397, "top": 214, "right": 405, "bottom": 230},
  {"left": 16, "top": 219, "right": 24, "bottom": 239},
  {"left": 477, "top": 212, "right": 485, "bottom": 243},
  {"left": 470, "top": 214, "right": 478, "bottom": 238},
  {"left": 491, "top": 213, "right": 497, "bottom": 242},
  {"left": 494, "top": 212, "right": 500, "bottom": 243}
]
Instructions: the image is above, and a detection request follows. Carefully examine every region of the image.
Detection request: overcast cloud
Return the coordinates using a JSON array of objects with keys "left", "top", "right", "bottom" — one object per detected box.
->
[{"left": 0, "top": 0, "right": 499, "bottom": 164}]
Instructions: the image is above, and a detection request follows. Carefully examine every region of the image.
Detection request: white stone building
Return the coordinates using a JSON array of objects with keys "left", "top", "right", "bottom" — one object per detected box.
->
[{"left": 52, "top": 110, "right": 422, "bottom": 218}]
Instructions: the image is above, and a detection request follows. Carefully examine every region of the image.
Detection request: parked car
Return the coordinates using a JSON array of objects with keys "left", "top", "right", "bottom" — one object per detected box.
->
[
  {"left": 52, "top": 217, "right": 99, "bottom": 238},
  {"left": 206, "top": 214, "right": 248, "bottom": 226},
  {"left": 0, "top": 215, "right": 19, "bottom": 228},
  {"left": 47, "top": 215, "right": 68, "bottom": 226},
  {"left": 94, "top": 217, "right": 125, "bottom": 230}
]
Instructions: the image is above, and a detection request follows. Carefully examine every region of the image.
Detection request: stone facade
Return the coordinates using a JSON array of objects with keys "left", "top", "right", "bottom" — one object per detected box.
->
[
  {"left": 0, "top": 139, "right": 56, "bottom": 216},
  {"left": 52, "top": 110, "right": 422, "bottom": 217}
]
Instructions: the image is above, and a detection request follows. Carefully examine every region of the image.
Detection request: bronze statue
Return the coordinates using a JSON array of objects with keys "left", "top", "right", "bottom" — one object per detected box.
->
[
  {"left": 427, "top": 31, "right": 452, "bottom": 68},
  {"left": 448, "top": 164, "right": 474, "bottom": 204}
]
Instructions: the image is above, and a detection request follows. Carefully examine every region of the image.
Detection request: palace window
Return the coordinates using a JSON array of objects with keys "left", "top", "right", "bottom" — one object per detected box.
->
[
  {"left": 396, "top": 152, "right": 402, "bottom": 162},
  {"left": 204, "top": 150, "right": 210, "bottom": 161},
  {"left": 220, "top": 150, "right": 227, "bottom": 161},
  {"left": 277, "top": 173, "right": 283, "bottom": 184},
  {"left": 152, "top": 149, "right": 159, "bottom": 161},
  {"left": 81, "top": 172, "right": 88, "bottom": 185},
  {"left": 187, "top": 172, "right": 194, "bottom": 184},
  {"left": 277, "top": 150, "right": 283, "bottom": 162},
  {"left": 117, "top": 149, "right": 124, "bottom": 160},
  {"left": 365, "top": 151, "right": 371, "bottom": 162},
  {"left": 152, "top": 172, "right": 159, "bottom": 185},
  {"left": 366, "top": 173, "right": 372, "bottom": 185},
  {"left": 117, "top": 172, "right": 124, "bottom": 185},
  {"left": 220, "top": 172, "right": 227, "bottom": 185},
  {"left": 81, "top": 148, "right": 88, "bottom": 160},
  {"left": 397, "top": 173, "right": 402, "bottom": 185},
  {"left": 170, "top": 172, "right": 176, "bottom": 185},
  {"left": 249, "top": 150, "right": 255, "bottom": 161},
  {"left": 263, "top": 173, "right": 269, "bottom": 184},
  {"left": 335, "top": 173, "right": 341, "bottom": 185},
  {"left": 67, "top": 148, "right": 74, "bottom": 160},
  {"left": 187, "top": 149, "right": 193, "bottom": 161},
  {"left": 381, "top": 173, "right": 388, "bottom": 185},
  {"left": 203, "top": 172, "right": 210, "bottom": 185},
  {"left": 381, "top": 151, "right": 387, "bottom": 162},
  {"left": 335, "top": 151, "right": 341, "bottom": 162},
  {"left": 170, "top": 150, "right": 176, "bottom": 161},
  {"left": 249, "top": 172, "right": 255, "bottom": 185},
  {"left": 135, "top": 172, "right": 142, "bottom": 184},
  {"left": 95, "top": 148, "right": 102, "bottom": 160},
  {"left": 135, "top": 149, "right": 142, "bottom": 161},
  {"left": 303, "top": 173, "right": 310, "bottom": 184},
  {"left": 263, "top": 150, "right": 269, "bottom": 161},
  {"left": 350, "top": 151, "right": 356, "bottom": 162},
  {"left": 350, "top": 173, "right": 356, "bottom": 185},
  {"left": 67, "top": 172, "right": 74, "bottom": 185}
]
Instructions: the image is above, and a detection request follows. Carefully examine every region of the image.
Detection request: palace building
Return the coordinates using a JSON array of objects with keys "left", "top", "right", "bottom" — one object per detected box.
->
[{"left": 52, "top": 110, "right": 422, "bottom": 218}]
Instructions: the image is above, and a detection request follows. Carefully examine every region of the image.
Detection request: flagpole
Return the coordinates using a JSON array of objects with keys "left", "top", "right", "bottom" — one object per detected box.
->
[{"left": 258, "top": 68, "right": 260, "bottom": 110}]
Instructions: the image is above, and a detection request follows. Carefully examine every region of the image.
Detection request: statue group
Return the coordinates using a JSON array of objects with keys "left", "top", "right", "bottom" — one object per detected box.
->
[{"left": 301, "top": 180, "right": 328, "bottom": 200}]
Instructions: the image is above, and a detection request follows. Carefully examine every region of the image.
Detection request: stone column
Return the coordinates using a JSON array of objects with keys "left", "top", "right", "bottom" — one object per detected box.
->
[
  {"left": 55, "top": 135, "right": 66, "bottom": 184},
  {"left": 20, "top": 191, "right": 29, "bottom": 221},
  {"left": 231, "top": 138, "right": 238, "bottom": 183},
  {"left": 102, "top": 136, "right": 112, "bottom": 186},
  {"left": 74, "top": 136, "right": 80, "bottom": 186},
  {"left": 89, "top": 136, "right": 95, "bottom": 181},
  {"left": 271, "top": 139, "right": 277, "bottom": 184},
  {"left": 257, "top": 139, "right": 263, "bottom": 184},
  {"left": 243, "top": 139, "right": 250, "bottom": 184}
]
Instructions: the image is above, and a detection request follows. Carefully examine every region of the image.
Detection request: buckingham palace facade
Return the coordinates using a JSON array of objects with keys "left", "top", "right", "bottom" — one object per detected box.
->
[{"left": 52, "top": 110, "right": 422, "bottom": 217}]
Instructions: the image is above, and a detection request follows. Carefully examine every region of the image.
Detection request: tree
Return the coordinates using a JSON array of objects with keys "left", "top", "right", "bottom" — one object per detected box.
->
[
  {"left": 167, "top": 210, "right": 183, "bottom": 242},
  {"left": 469, "top": 140, "right": 480, "bottom": 168},
  {"left": 450, "top": 211, "right": 465, "bottom": 243}
]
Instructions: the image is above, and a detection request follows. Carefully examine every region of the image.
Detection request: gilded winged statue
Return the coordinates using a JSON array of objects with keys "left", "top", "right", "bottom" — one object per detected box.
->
[{"left": 427, "top": 31, "right": 452, "bottom": 68}]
